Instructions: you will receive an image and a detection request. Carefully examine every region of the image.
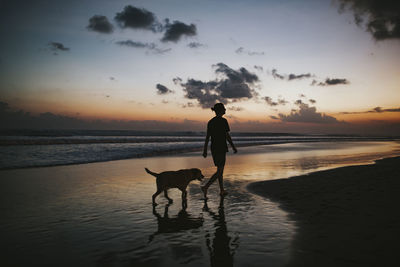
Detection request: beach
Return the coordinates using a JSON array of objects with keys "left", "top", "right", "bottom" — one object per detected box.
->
[
  {"left": 1, "top": 141, "right": 400, "bottom": 266},
  {"left": 248, "top": 156, "right": 400, "bottom": 266}
]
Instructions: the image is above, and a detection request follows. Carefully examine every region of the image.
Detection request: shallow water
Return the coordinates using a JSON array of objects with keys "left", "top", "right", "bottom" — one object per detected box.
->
[{"left": 1, "top": 141, "right": 399, "bottom": 266}]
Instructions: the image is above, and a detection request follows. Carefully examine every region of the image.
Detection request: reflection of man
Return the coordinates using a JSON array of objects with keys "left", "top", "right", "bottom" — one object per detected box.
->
[{"left": 203, "top": 197, "right": 238, "bottom": 267}]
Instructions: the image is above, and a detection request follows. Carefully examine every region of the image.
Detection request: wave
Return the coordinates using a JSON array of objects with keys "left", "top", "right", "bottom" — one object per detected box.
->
[{"left": 0, "top": 130, "right": 398, "bottom": 170}]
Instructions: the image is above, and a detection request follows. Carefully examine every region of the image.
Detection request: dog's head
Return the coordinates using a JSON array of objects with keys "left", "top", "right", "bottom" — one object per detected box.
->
[{"left": 190, "top": 168, "right": 204, "bottom": 181}]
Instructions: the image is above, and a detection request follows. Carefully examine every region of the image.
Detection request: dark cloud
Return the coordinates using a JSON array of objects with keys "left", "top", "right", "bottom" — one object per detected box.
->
[
  {"left": 271, "top": 69, "right": 314, "bottom": 81},
  {"left": 87, "top": 15, "right": 114, "bottom": 33},
  {"left": 115, "top": 40, "right": 171, "bottom": 54},
  {"left": 278, "top": 98, "right": 289, "bottom": 105},
  {"left": 187, "top": 42, "right": 205, "bottom": 48},
  {"left": 181, "top": 102, "right": 195, "bottom": 108},
  {"left": 48, "top": 42, "right": 70, "bottom": 53},
  {"left": 173, "top": 77, "right": 182, "bottom": 85},
  {"left": 309, "top": 99, "right": 317, "bottom": 104},
  {"left": 381, "top": 107, "right": 400, "bottom": 112},
  {"left": 178, "top": 63, "right": 259, "bottom": 108},
  {"left": 180, "top": 79, "right": 224, "bottom": 108},
  {"left": 340, "top": 106, "right": 400, "bottom": 114},
  {"left": 161, "top": 20, "right": 197, "bottom": 42},
  {"left": 0, "top": 101, "right": 207, "bottom": 131},
  {"left": 228, "top": 106, "right": 244, "bottom": 112},
  {"left": 312, "top": 78, "right": 349, "bottom": 86},
  {"left": 156, "top": 84, "right": 173, "bottom": 95},
  {"left": 115, "top": 5, "right": 160, "bottom": 32},
  {"left": 337, "top": 0, "right": 400, "bottom": 40},
  {"left": 254, "top": 65, "right": 264, "bottom": 72},
  {"left": 264, "top": 96, "right": 278, "bottom": 106},
  {"left": 271, "top": 69, "right": 285, "bottom": 80},
  {"left": 215, "top": 63, "right": 259, "bottom": 84},
  {"left": 325, "top": 78, "right": 349, "bottom": 85},
  {"left": 294, "top": 99, "right": 304, "bottom": 106},
  {"left": 278, "top": 102, "right": 339, "bottom": 124},
  {"left": 288, "top": 73, "right": 312, "bottom": 80},
  {"left": 235, "top": 47, "right": 264, "bottom": 56},
  {"left": 116, "top": 40, "right": 155, "bottom": 48},
  {"left": 270, "top": 115, "right": 279, "bottom": 120}
]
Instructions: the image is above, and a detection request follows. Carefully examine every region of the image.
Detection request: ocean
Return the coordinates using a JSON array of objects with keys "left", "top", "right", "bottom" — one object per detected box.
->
[
  {"left": 0, "top": 129, "right": 398, "bottom": 169},
  {"left": 2, "top": 130, "right": 400, "bottom": 266}
]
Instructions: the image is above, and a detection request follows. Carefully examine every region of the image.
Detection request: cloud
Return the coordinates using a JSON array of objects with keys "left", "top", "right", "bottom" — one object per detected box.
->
[
  {"left": 271, "top": 68, "right": 314, "bottom": 81},
  {"left": 228, "top": 106, "right": 244, "bottom": 112},
  {"left": 156, "top": 83, "right": 173, "bottom": 95},
  {"left": 2, "top": 101, "right": 399, "bottom": 135},
  {"left": 325, "top": 78, "right": 349, "bottom": 85},
  {"left": 309, "top": 99, "right": 317, "bottom": 104},
  {"left": 254, "top": 65, "right": 264, "bottom": 72},
  {"left": 0, "top": 101, "right": 208, "bottom": 131},
  {"left": 264, "top": 96, "right": 278, "bottom": 106},
  {"left": 181, "top": 102, "right": 195, "bottom": 108},
  {"left": 116, "top": 40, "right": 153, "bottom": 48},
  {"left": 337, "top": 0, "right": 400, "bottom": 40},
  {"left": 177, "top": 63, "right": 259, "bottom": 108},
  {"left": 340, "top": 106, "right": 400, "bottom": 114},
  {"left": 161, "top": 20, "right": 197, "bottom": 42},
  {"left": 288, "top": 73, "right": 312, "bottom": 80},
  {"left": 48, "top": 42, "right": 70, "bottom": 53},
  {"left": 278, "top": 98, "right": 289, "bottom": 105},
  {"left": 311, "top": 78, "right": 349, "bottom": 86},
  {"left": 278, "top": 102, "right": 340, "bottom": 124},
  {"left": 114, "top": 5, "right": 160, "bottom": 32},
  {"left": 173, "top": 77, "right": 182, "bottom": 85},
  {"left": 113, "top": 6, "right": 197, "bottom": 43},
  {"left": 115, "top": 40, "right": 171, "bottom": 54},
  {"left": 187, "top": 42, "right": 205, "bottom": 48},
  {"left": 87, "top": 15, "right": 114, "bottom": 33},
  {"left": 235, "top": 47, "right": 264, "bottom": 56},
  {"left": 271, "top": 69, "right": 285, "bottom": 80}
]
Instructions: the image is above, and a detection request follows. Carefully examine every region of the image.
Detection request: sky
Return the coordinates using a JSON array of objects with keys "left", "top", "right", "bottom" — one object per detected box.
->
[{"left": 0, "top": 0, "right": 399, "bottom": 135}]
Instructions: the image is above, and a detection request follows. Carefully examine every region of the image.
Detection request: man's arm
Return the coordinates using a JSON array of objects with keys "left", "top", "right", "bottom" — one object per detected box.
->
[
  {"left": 203, "top": 133, "right": 210, "bottom": 158},
  {"left": 226, "top": 132, "right": 237, "bottom": 153}
]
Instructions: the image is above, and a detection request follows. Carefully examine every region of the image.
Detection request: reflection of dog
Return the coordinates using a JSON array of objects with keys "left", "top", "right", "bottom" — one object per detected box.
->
[
  {"left": 149, "top": 204, "right": 204, "bottom": 243},
  {"left": 145, "top": 168, "right": 204, "bottom": 206}
]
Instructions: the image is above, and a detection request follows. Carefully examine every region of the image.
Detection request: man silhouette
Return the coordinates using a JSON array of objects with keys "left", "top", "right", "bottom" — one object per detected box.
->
[{"left": 202, "top": 103, "right": 237, "bottom": 198}]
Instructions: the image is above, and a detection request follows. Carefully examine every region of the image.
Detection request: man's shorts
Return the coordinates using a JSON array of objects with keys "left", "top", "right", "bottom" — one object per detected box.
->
[{"left": 211, "top": 151, "right": 226, "bottom": 167}]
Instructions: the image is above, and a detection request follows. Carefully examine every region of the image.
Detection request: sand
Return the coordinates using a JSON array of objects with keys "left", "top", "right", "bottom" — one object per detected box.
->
[{"left": 247, "top": 156, "right": 400, "bottom": 266}]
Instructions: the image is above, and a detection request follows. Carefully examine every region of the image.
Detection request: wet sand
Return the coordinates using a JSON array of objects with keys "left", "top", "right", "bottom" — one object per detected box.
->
[{"left": 247, "top": 156, "right": 400, "bottom": 267}]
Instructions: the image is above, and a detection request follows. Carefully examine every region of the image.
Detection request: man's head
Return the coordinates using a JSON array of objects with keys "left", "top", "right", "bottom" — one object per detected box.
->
[{"left": 211, "top": 103, "right": 226, "bottom": 116}]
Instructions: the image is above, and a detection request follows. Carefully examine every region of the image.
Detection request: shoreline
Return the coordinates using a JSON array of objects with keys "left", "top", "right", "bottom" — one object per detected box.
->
[
  {"left": 247, "top": 156, "right": 400, "bottom": 266},
  {"left": 2, "top": 140, "right": 399, "bottom": 171}
]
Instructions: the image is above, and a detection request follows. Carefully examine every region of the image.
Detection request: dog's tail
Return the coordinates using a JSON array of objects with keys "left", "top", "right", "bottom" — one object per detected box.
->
[{"left": 145, "top": 168, "right": 158, "bottom": 178}]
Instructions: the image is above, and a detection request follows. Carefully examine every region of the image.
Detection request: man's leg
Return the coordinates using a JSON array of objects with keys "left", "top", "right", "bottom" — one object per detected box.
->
[
  {"left": 217, "top": 165, "right": 226, "bottom": 195},
  {"left": 201, "top": 169, "right": 218, "bottom": 198}
]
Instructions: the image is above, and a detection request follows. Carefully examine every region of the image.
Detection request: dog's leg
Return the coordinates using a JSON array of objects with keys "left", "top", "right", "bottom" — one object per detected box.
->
[
  {"left": 164, "top": 190, "right": 173, "bottom": 203},
  {"left": 181, "top": 189, "right": 188, "bottom": 209},
  {"left": 152, "top": 189, "right": 162, "bottom": 206}
]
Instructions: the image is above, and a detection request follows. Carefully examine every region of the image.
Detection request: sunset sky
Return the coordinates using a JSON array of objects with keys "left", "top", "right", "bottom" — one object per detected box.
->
[{"left": 0, "top": 0, "right": 399, "bottom": 134}]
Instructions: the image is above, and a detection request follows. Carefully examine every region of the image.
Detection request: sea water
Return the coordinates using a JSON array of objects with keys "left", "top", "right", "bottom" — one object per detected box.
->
[
  {"left": 1, "top": 138, "right": 400, "bottom": 266},
  {"left": 0, "top": 129, "right": 397, "bottom": 169}
]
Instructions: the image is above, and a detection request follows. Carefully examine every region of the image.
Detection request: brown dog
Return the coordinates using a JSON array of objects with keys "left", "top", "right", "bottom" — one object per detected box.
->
[{"left": 145, "top": 168, "right": 204, "bottom": 206}]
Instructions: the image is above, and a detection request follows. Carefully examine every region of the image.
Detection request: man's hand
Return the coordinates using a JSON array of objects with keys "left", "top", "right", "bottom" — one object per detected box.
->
[
  {"left": 203, "top": 151, "right": 207, "bottom": 158},
  {"left": 233, "top": 147, "right": 238, "bottom": 154}
]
